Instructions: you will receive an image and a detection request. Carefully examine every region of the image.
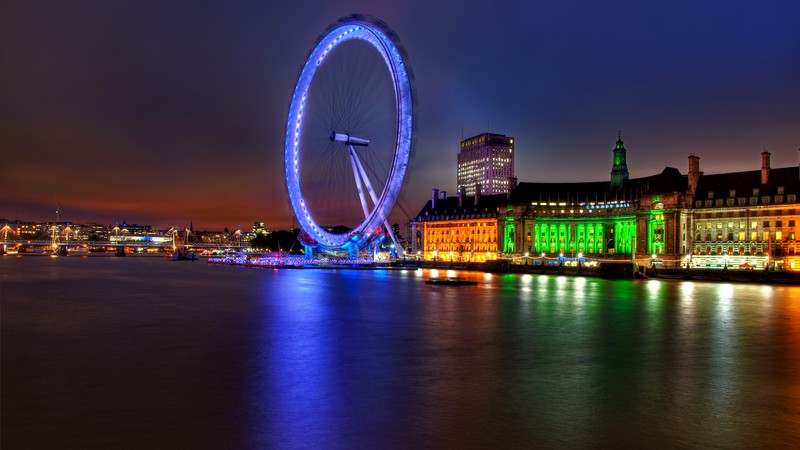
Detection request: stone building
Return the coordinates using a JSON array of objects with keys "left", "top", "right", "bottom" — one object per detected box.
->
[
  {"left": 409, "top": 189, "right": 506, "bottom": 262},
  {"left": 412, "top": 135, "right": 800, "bottom": 270},
  {"left": 682, "top": 151, "right": 800, "bottom": 270},
  {"left": 501, "top": 165, "right": 686, "bottom": 260}
]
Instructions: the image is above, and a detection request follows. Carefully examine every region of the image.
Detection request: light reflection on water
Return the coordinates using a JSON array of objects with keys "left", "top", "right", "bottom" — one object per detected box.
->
[{"left": 2, "top": 258, "right": 799, "bottom": 449}]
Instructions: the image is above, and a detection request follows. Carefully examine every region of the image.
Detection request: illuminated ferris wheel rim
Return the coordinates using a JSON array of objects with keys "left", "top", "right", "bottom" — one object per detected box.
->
[{"left": 284, "top": 16, "right": 413, "bottom": 249}]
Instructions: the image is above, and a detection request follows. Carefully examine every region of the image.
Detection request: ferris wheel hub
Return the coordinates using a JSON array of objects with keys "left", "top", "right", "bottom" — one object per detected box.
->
[{"left": 330, "top": 131, "right": 369, "bottom": 146}]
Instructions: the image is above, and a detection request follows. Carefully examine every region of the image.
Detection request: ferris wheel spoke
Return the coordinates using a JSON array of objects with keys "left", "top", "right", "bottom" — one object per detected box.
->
[
  {"left": 348, "top": 146, "right": 371, "bottom": 219},
  {"left": 350, "top": 146, "right": 379, "bottom": 206},
  {"left": 352, "top": 147, "right": 405, "bottom": 252}
]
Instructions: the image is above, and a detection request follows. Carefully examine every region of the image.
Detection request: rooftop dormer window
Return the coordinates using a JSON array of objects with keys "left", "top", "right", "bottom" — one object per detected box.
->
[
  {"left": 729, "top": 190, "right": 736, "bottom": 197},
  {"left": 753, "top": 188, "right": 760, "bottom": 196},
  {"left": 777, "top": 186, "right": 785, "bottom": 195},
  {"left": 708, "top": 191, "right": 714, "bottom": 199}
]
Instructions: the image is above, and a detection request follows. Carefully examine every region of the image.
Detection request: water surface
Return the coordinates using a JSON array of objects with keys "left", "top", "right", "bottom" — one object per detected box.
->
[{"left": 2, "top": 256, "right": 798, "bottom": 449}]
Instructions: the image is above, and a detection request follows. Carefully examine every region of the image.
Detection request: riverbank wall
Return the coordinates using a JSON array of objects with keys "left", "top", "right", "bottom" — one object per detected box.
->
[{"left": 394, "top": 260, "right": 800, "bottom": 284}]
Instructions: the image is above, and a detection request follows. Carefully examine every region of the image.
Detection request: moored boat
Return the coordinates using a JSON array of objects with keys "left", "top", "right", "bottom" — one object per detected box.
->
[
  {"left": 425, "top": 278, "right": 478, "bottom": 286},
  {"left": 168, "top": 248, "right": 198, "bottom": 261}
]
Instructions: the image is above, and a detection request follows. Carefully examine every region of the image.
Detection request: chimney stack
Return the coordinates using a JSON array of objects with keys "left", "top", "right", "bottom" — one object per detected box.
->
[
  {"left": 440, "top": 190, "right": 447, "bottom": 200},
  {"left": 458, "top": 186, "right": 465, "bottom": 207},
  {"left": 475, "top": 183, "right": 482, "bottom": 205},
  {"left": 686, "top": 155, "right": 702, "bottom": 206},
  {"left": 508, "top": 176, "right": 518, "bottom": 197},
  {"left": 432, "top": 188, "right": 439, "bottom": 209},
  {"left": 688, "top": 154, "right": 700, "bottom": 174},
  {"left": 761, "top": 151, "right": 771, "bottom": 185}
]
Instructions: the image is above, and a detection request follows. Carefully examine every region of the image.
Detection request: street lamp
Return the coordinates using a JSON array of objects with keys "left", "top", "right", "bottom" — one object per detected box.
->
[
  {"left": 168, "top": 227, "right": 178, "bottom": 251},
  {"left": 50, "top": 224, "right": 60, "bottom": 247},
  {"left": 1, "top": 224, "right": 16, "bottom": 240}
]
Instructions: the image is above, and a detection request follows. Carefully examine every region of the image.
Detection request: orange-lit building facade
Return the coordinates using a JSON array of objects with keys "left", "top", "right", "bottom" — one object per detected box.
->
[{"left": 409, "top": 189, "right": 504, "bottom": 262}]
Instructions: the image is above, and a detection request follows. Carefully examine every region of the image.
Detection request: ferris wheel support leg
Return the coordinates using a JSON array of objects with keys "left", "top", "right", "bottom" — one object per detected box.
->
[
  {"left": 383, "top": 220, "right": 405, "bottom": 257},
  {"left": 351, "top": 149, "right": 406, "bottom": 256},
  {"left": 348, "top": 146, "right": 371, "bottom": 219}
]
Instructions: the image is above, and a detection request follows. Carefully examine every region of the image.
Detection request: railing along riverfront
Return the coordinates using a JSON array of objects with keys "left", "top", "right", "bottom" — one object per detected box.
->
[{"left": 0, "top": 239, "right": 250, "bottom": 250}]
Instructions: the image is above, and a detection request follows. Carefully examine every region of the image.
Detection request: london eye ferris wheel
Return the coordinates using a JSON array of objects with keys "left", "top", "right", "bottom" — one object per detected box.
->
[{"left": 284, "top": 16, "right": 414, "bottom": 257}]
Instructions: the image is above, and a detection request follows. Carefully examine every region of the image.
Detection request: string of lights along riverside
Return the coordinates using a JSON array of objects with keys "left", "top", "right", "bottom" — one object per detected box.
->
[{"left": 284, "top": 15, "right": 413, "bottom": 259}]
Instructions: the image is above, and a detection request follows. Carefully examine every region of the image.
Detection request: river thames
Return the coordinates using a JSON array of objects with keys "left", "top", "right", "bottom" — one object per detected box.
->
[{"left": 2, "top": 255, "right": 799, "bottom": 449}]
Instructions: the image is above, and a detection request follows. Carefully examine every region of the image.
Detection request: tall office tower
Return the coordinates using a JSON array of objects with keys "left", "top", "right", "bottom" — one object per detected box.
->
[{"left": 457, "top": 133, "right": 515, "bottom": 196}]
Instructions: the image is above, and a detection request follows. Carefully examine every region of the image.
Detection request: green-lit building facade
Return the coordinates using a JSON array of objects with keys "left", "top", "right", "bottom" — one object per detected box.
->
[
  {"left": 497, "top": 136, "right": 686, "bottom": 261},
  {"left": 500, "top": 164, "right": 686, "bottom": 261}
]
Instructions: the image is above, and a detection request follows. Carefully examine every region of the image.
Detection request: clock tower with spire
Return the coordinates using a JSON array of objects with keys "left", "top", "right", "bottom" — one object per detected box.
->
[{"left": 610, "top": 131, "right": 629, "bottom": 190}]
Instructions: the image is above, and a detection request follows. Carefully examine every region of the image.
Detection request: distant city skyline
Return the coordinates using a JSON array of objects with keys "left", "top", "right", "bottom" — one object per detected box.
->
[{"left": 2, "top": 0, "right": 799, "bottom": 230}]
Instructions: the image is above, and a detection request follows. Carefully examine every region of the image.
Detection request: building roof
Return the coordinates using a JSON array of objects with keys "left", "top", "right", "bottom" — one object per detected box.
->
[
  {"left": 508, "top": 167, "right": 687, "bottom": 205},
  {"left": 692, "top": 166, "right": 800, "bottom": 206},
  {"left": 460, "top": 133, "right": 513, "bottom": 147},
  {"left": 413, "top": 193, "right": 508, "bottom": 222}
]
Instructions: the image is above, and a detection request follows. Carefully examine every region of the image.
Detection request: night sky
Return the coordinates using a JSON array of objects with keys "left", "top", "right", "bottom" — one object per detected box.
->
[{"left": 2, "top": 0, "right": 799, "bottom": 231}]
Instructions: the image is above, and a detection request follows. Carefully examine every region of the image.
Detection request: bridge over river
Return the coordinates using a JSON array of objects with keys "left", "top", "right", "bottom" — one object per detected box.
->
[{"left": 0, "top": 240, "right": 249, "bottom": 254}]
